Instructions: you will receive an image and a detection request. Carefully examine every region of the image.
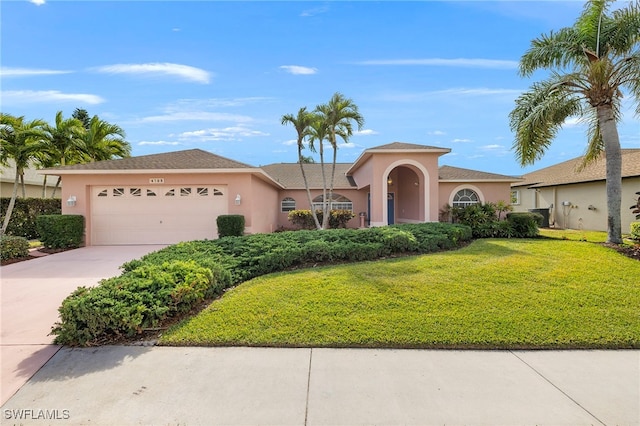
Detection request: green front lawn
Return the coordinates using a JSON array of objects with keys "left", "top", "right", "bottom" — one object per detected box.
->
[{"left": 161, "top": 238, "right": 640, "bottom": 349}]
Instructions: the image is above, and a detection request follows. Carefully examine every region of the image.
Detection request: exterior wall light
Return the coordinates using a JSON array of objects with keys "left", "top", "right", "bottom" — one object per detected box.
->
[
  {"left": 66, "top": 196, "right": 77, "bottom": 207},
  {"left": 235, "top": 194, "right": 241, "bottom": 205},
  {"left": 387, "top": 178, "right": 393, "bottom": 185}
]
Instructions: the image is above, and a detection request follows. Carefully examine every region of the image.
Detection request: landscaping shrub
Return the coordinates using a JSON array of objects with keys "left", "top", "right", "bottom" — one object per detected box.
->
[
  {"left": 0, "top": 235, "right": 30, "bottom": 261},
  {"left": 288, "top": 209, "right": 356, "bottom": 229},
  {"left": 329, "top": 209, "right": 356, "bottom": 228},
  {"left": 53, "top": 222, "right": 473, "bottom": 346},
  {"left": 631, "top": 222, "right": 640, "bottom": 241},
  {"left": 217, "top": 215, "right": 245, "bottom": 237},
  {"left": 51, "top": 260, "right": 231, "bottom": 346},
  {"left": 0, "top": 198, "right": 61, "bottom": 239},
  {"left": 631, "top": 192, "right": 640, "bottom": 220},
  {"left": 36, "top": 215, "right": 85, "bottom": 249},
  {"left": 288, "top": 209, "right": 320, "bottom": 229},
  {"left": 506, "top": 212, "right": 543, "bottom": 238}
]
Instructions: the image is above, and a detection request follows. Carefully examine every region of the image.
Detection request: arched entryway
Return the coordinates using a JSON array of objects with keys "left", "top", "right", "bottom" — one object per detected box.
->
[{"left": 378, "top": 160, "right": 430, "bottom": 225}]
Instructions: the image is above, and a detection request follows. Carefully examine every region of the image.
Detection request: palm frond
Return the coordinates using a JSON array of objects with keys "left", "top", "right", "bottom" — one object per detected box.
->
[{"left": 510, "top": 79, "right": 583, "bottom": 166}]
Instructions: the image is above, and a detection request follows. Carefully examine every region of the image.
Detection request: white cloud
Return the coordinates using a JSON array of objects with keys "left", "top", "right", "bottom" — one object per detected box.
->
[
  {"left": 0, "top": 67, "right": 72, "bottom": 77},
  {"left": 169, "top": 97, "right": 274, "bottom": 109},
  {"left": 279, "top": 65, "right": 318, "bottom": 75},
  {"left": 140, "top": 112, "right": 253, "bottom": 123},
  {"left": 452, "top": 138, "right": 473, "bottom": 143},
  {"left": 138, "top": 141, "right": 181, "bottom": 146},
  {"left": 354, "top": 129, "right": 378, "bottom": 136},
  {"left": 428, "top": 130, "right": 446, "bottom": 136},
  {"left": 381, "top": 88, "right": 521, "bottom": 102},
  {"left": 482, "top": 144, "right": 505, "bottom": 150},
  {"left": 94, "top": 62, "right": 211, "bottom": 84},
  {"left": 1, "top": 90, "right": 104, "bottom": 105},
  {"left": 282, "top": 139, "right": 298, "bottom": 146},
  {"left": 563, "top": 117, "right": 583, "bottom": 128},
  {"left": 355, "top": 58, "right": 519, "bottom": 69},
  {"left": 300, "top": 5, "right": 329, "bottom": 17},
  {"left": 177, "top": 126, "right": 269, "bottom": 142},
  {"left": 30, "top": 0, "right": 46, "bottom": 5}
]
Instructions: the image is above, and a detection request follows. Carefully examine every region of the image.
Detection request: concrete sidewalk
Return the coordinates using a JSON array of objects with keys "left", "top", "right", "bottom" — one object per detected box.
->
[
  {"left": 0, "top": 245, "right": 165, "bottom": 405},
  {"left": 2, "top": 346, "right": 638, "bottom": 425}
]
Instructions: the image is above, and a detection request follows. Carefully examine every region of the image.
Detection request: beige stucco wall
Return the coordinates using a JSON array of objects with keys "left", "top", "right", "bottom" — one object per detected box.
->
[
  {"left": 512, "top": 176, "right": 640, "bottom": 233},
  {"left": 58, "top": 172, "right": 278, "bottom": 245},
  {"left": 1, "top": 182, "right": 57, "bottom": 198}
]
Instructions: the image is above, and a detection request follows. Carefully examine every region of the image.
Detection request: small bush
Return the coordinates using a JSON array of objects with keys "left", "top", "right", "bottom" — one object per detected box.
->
[
  {"left": 0, "top": 235, "right": 30, "bottom": 261},
  {"left": 51, "top": 260, "right": 231, "bottom": 346},
  {"left": 36, "top": 215, "right": 84, "bottom": 249},
  {"left": 288, "top": 209, "right": 321, "bottom": 229},
  {"left": 0, "top": 198, "right": 61, "bottom": 239},
  {"left": 631, "top": 222, "right": 640, "bottom": 241},
  {"left": 217, "top": 215, "right": 245, "bottom": 237},
  {"left": 506, "top": 212, "right": 543, "bottom": 238},
  {"left": 329, "top": 210, "right": 356, "bottom": 228}
]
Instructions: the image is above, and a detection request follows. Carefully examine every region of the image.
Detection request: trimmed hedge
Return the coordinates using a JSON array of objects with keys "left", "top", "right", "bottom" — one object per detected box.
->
[
  {"left": 52, "top": 261, "right": 232, "bottom": 346},
  {"left": 36, "top": 215, "right": 85, "bottom": 249},
  {"left": 0, "top": 235, "right": 30, "bottom": 261},
  {"left": 217, "top": 215, "right": 245, "bottom": 237},
  {"left": 506, "top": 212, "right": 543, "bottom": 238},
  {"left": 0, "top": 198, "right": 61, "bottom": 239},
  {"left": 52, "top": 223, "right": 472, "bottom": 346}
]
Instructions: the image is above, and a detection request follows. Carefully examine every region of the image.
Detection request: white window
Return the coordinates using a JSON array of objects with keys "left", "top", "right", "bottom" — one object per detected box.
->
[
  {"left": 312, "top": 193, "right": 353, "bottom": 212},
  {"left": 452, "top": 188, "right": 479, "bottom": 208},
  {"left": 281, "top": 197, "right": 296, "bottom": 212},
  {"left": 511, "top": 190, "right": 520, "bottom": 205}
]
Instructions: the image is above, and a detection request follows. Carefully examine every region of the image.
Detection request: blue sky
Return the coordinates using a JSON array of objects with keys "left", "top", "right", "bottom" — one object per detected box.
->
[{"left": 1, "top": 1, "right": 638, "bottom": 176}]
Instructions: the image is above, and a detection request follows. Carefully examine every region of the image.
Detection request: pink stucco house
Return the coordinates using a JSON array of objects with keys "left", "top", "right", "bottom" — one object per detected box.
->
[{"left": 42, "top": 142, "right": 520, "bottom": 245}]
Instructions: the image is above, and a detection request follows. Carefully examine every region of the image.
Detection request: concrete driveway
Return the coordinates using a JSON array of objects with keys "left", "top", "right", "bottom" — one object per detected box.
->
[{"left": 0, "top": 245, "right": 165, "bottom": 405}]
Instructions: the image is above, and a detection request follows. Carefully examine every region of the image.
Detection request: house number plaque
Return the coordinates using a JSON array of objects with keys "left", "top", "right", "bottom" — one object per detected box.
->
[{"left": 149, "top": 178, "right": 165, "bottom": 184}]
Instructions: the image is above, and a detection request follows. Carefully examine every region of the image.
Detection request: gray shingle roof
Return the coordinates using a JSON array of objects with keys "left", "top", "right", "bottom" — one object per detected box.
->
[
  {"left": 439, "top": 165, "right": 521, "bottom": 182},
  {"left": 44, "top": 149, "right": 255, "bottom": 171},
  {"left": 368, "top": 142, "right": 450, "bottom": 151},
  {"left": 261, "top": 163, "right": 356, "bottom": 189},
  {"left": 513, "top": 149, "right": 640, "bottom": 188}
]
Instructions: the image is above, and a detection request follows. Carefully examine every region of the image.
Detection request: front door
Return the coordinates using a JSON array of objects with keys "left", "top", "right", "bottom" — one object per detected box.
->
[{"left": 388, "top": 192, "right": 395, "bottom": 225}]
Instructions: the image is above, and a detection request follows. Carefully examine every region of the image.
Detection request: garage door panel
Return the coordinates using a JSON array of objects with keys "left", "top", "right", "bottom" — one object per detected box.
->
[{"left": 91, "top": 186, "right": 228, "bottom": 245}]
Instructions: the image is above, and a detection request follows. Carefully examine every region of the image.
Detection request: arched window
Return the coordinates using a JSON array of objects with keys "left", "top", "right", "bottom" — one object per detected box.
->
[
  {"left": 281, "top": 197, "right": 296, "bottom": 212},
  {"left": 452, "top": 188, "right": 479, "bottom": 208},
  {"left": 312, "top": 193, "right": 353, "bottom": 212}
]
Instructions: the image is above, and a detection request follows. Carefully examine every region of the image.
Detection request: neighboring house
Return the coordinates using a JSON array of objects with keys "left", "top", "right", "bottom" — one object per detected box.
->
[
  {"left": 41, "top": 142, "right": 519, "bottom": 246},
  {"left": 511, "top": 149, "right": 640, "bottom": 233},
  {"left": 1, "top": 160, "right": 60, "bottom": 198}
]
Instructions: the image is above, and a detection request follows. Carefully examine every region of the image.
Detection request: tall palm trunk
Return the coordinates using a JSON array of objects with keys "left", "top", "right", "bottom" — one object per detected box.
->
[
  {"left": 297, "top": 148, "right": 321, "bottom": 230},
  {"left": 41, "top": 175, "right": 48, "bottom": 198},
  {"left": 51, "top": 176, "right": 62, "bottom": 199},
  {"left": 319, "top": 143, "right": 329, "bottom": 230},
  {"left": 1, "top": 173, "right": 20, "bottom": 235},
  {"left": 326, "top": 131, "right": 338, "bottom": 230},
  {"left": 598, "top": 104, "right": 623, "bottom": 244}
]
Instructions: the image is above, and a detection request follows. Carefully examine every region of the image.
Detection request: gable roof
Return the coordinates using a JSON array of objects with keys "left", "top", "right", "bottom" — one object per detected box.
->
[
  {"left": 347, "top": 142, "right": 451, "bottom": 175},
  {"left": 261, "top": 163, "right": 356, "bottom": 189},
  {"left": 512, "top": 149, "right": 640, "bottom": 188},
  {"left": 41, "top": 149, "right": 255, "bottom": 173},
  {"left": 439, "top": 165, "right": 521, "bottom": 182}
]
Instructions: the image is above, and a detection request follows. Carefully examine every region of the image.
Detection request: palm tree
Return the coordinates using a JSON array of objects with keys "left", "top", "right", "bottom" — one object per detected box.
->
[
  {"left": 81, "top": 116, "right": 131, "bottom": 162},
  {"left": 315, "top": 92, "right": 364, "bottom": 229},
  {"left": 42, "top": 111, "right": 85, "bottom": 198},
  {"left": 281, "top": 107, "right": 322, "bottom": 230},
  {"left": 307, "top": 113, "right": 330, "bottom": 228},
  {"left": 0, "top": 114, "right": 47, "bottom": 235},
  {"left": 510, "top": 0, "right": 640, "bottom": 244}
]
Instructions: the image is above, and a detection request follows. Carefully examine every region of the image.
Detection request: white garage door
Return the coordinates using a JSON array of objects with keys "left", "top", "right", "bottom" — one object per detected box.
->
[{"left": 91, "top": 185, "right": 228, "bottom": 245}]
